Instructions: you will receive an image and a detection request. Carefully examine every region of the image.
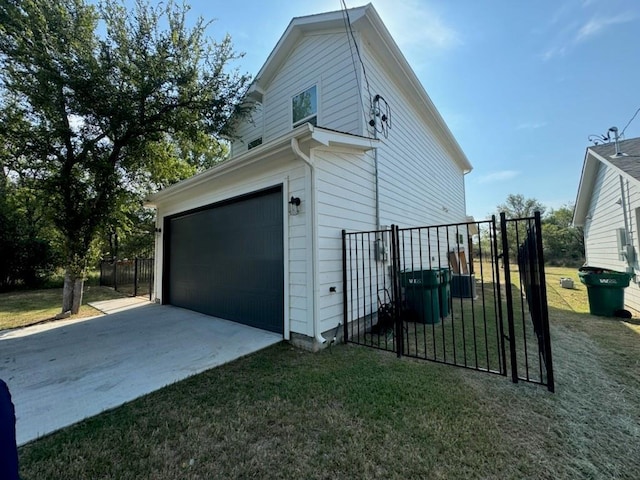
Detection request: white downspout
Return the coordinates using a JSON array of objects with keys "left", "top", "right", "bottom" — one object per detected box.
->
[
  {"left": 373, "top": 133, "right": 380, "bottom": 230},
  {"left": 291, "top": 137, "right": 326, "bottom": 346}
]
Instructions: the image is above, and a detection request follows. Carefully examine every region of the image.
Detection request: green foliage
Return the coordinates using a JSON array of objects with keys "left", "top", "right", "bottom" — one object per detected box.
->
[
  {"left": 494, "top": 195, "right": 585, "bottom": 267},
  {"left": 543, "top": 205, "right": 585, "bottom": 267},
  {"left": 0, "top": 0, "right": 251, "bottom": 296},
  {"left": 0, "top": 171, "right": 60, "bottom": 290},
  {"left": 497, "top": 193, "right": 546, "bottom": 219},
  {"left": 99, "top": 205, "right": 155, "bottom": 260},
  {"left": 495, "top": 194, "right": 545, "bottom": 262},
  {"left": 292, "top": 86, "right": 316, "bottom": 125}
]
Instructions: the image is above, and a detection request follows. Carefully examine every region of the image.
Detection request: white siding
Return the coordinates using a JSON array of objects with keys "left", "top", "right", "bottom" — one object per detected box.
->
[
  {"left": 584, "top": 162, "right": 640, "bottom": 312},
  {"left": 153, "top": 156, "right": 311, "bottom": 336},
  {"left": 584, "top": 163, "right": 625, "bottom": 269},
  {"left": 361, "top": 42, "right": 467, "bottom": 228},
  {"left": 230, "top": 30, "right": 361, "bottom": 156},
  {"left": 231, "top": 103, "right": 264, "bottom": 156},
  {"left": 314, "top": 147, "right": 377, "bottom": 333},
  {"left": 169, "top": 18, "right": 471, "bottom": 343}
]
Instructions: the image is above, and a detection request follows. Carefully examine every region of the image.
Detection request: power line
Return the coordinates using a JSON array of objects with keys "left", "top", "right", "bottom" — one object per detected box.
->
[
  {"left": 621, "top": 106, "right": 640, "bottom": 137},
  {"left": 340, "top": 3, "right": 368, "bottom": 128},
  {"left": 340, "top": 1, "right": 374, "bottom": 122},
  {"left": 339, "top": 2, "right": 392, "bottom": 141}
]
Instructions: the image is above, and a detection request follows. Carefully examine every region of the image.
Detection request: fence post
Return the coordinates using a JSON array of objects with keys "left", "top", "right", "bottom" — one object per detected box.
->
[
  {"left": 534, "top": 212, "right": 555, "bottom": 392},
  {"left": 391, "top": 225, "right": 403, "bottom": 358},
  {"left": 113, "top": 260, "right": 118, "bottom": 291},
  {"left": 342, "top": 230, "right": 348, "bottom": 344},
  {"left": 500, "top": 213, "right": 519, "bottom": 384},
  {"left": 149, "top": 258, "right": 154, "bottom": 302},
  {"left": 99, "top": 261, "right": 103, "bottom": 287},
  {"left": 491, "top": 216, "right": 508, "bottom": 377},
  {"left": 133, "top": 258, "right": 139, "bottom": 297}
]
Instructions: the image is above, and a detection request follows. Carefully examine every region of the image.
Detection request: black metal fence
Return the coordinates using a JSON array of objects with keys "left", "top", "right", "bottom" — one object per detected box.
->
[
  {"left": 99, "top": 258, "right": 154, "bottom": 300},
  {"left": 342, "top": 213, "right": 554, "bottom": 391},
  {"left": 501, "top": 212, "right": 554, "bottom": 390}
]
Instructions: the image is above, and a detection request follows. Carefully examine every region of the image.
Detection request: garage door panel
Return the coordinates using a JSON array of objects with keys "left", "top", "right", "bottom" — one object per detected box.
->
[{"left": 166, "top": 188, "right": 284, "bottom": 334}]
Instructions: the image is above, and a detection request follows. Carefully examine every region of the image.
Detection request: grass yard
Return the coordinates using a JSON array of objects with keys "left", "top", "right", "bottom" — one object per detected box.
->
[
  {"left": 354, "top": 261, "right": 556, "bottom": 383},
  {"left": 0, "top": 286, "right": 126, "bottom": 331},
  {"left": 17, "top": 265, "right": 640, "bottom": 479}
]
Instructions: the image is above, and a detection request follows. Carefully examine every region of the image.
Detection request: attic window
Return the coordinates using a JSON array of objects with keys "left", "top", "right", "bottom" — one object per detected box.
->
[
  {"left": 248, "top": 137, "right": 262, "bottom": 150},
  {"left": 292, "top": 85, "right": 317, "bottom": 128}
]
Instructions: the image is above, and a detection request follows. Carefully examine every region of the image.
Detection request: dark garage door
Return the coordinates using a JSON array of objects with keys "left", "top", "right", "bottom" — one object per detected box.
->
[{"left": 164, "top": 187, "right": 284, "bottom": 334}]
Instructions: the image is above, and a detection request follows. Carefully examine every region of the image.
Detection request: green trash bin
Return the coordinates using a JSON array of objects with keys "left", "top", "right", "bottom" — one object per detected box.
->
[
  {"left": 578, "top": 267, "right": 631, "bottom": 317},
  {"left": 401, "top": 269, "right": 441, "bottom": 324},
  {"left": 438, "top": 268, "right": 451, "bottom": 318}
]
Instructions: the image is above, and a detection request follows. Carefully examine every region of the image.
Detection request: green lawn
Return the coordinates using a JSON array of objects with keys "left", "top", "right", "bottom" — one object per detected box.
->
[
  {"left": 0, "top": 286, "right": 126, "bottom": 330},
  {"left": 17, "top": 265, "right": 640, "bottom": 479}
]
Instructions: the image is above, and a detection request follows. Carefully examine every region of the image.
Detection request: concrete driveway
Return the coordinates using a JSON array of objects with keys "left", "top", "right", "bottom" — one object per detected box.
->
[{"left": 0, "top": 301, "right": 281, "bottom": 445}]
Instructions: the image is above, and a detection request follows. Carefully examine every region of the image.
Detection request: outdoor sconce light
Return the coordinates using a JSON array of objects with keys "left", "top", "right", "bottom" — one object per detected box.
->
[{"left": 289, "top": 196, "right": 301, "bottom": 215}]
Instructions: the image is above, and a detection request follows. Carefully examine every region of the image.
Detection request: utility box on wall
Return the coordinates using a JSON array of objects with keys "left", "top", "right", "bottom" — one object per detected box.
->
[{"left": 617, "top": 228, "right": 627, "bottom": 261}]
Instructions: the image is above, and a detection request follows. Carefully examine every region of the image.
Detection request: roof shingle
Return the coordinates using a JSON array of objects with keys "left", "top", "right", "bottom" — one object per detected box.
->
[{"left": 589, "top": 137, "right": 640, "bottom": 181}]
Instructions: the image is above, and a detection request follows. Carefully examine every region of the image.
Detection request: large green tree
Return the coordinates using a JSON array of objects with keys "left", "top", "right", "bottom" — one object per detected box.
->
[
  {"left": 497, "top": 193, "right": 546, "bottom": 219},
  {"left": 543, "top": 204, "right": 585, "bottom": 266},
  {"left": 494, "top": 194, "right": 546, "bottom": 263},
  {"left": 0, "top": 0, "right": 250, "bottom": 313}
]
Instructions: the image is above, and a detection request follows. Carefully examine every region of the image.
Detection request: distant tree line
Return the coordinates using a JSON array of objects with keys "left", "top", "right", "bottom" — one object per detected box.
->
[{"left": 473, "top": 194, "right": 585, "bottom": 267}]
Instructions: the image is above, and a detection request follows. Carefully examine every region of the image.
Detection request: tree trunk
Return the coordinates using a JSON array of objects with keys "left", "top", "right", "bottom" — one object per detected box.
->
[
  {"left": 71, "top": 277, "right": 84, "bottom": 314},
  {"left": 62, "top": 268, "right": 85, "bottom": 315}
]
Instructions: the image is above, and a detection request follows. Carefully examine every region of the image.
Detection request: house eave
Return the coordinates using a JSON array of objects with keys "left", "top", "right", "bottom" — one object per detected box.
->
[
  {"left": 252, "top": 7, "right": 369, "bottom": 91},
  {"left": 145, "top": 125, "right": 377, "bottom": 207},
  {"left": 573, "top": 146, "right": 640, "bottom": 226},
  {"left": 573, "top": 149, "right": 596, "bottom": 227}
]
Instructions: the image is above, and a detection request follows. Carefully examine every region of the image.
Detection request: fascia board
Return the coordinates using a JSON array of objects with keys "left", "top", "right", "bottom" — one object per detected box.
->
[
  {"left": 572, "top": 150, "right": 597, "bottom": 226},
  {"left": 311, "top": 129, "right": 378, "bottom": 151},
  {"left": 145, "top": 124, "right": 314, "bottom": 206}
]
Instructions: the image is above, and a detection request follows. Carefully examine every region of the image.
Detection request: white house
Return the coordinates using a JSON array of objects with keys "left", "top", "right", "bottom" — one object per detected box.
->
[
  {"left": 573, "top": 136, "right": 640, "bottom": 313},
  {"left": 145, "top": 4, "right": 472, "bottom": 350}
]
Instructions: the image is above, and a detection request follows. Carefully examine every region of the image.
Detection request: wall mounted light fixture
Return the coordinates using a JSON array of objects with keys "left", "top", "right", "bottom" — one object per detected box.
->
[{"left": 289, "top": 196, "right": 301, "bottom": 215}]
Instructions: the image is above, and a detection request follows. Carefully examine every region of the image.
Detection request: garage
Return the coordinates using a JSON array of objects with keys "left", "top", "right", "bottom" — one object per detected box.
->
[{"left": 162, "top": 187, "right": 284, "bottom": 334}]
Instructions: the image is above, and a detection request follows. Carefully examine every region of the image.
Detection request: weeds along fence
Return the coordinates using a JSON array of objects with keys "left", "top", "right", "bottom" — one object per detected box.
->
[
  {"left": 99, "top": 258, "right": 154, "bottom": 300},
  {"left": 342, "top": 213, "right": 554, "bottom": 392}
]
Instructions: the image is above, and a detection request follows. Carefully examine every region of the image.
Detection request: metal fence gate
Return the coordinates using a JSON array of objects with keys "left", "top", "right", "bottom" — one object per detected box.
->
[
  {"left": 99, "top": 258, "right": 154, "bottom": 300},
  {"left": 342, "top": 212, "right": 554, "bottom": 391}
]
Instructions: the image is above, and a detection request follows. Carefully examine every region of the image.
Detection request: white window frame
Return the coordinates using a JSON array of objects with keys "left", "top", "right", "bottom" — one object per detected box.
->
[{"left": 291, "top": 84, "right": 318, "bottom": 128}]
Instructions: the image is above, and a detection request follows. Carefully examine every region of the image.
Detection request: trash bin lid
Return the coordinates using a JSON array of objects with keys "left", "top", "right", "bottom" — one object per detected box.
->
[{"left": 578, "top": 267, "right": 631, "bottom": 287}]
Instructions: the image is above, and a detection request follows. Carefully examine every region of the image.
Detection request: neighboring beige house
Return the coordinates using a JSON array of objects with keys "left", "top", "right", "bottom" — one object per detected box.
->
[
  {"left": 146, "top": 4, "right": 472, "bottom": 349},
  {"left": 573, "top": 136, "right": 640, "bottom": 313}
]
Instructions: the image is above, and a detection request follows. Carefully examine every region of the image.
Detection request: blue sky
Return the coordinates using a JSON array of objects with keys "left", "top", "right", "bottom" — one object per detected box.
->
[{"left": 181, "top": 0, "right": 640, "bottom": 220}]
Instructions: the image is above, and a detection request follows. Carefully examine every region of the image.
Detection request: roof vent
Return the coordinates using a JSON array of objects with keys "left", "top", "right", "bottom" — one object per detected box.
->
[{"left": 609, "top": 127, "right": 628, "bottom": 158}]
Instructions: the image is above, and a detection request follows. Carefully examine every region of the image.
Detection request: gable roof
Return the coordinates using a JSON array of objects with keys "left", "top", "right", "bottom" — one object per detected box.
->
[
  {"left": 573, "top": 137, "right": 640, "bottom": 226},
  {"left": 245, "top": 3, "right": 472, "bottom": 173}
]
